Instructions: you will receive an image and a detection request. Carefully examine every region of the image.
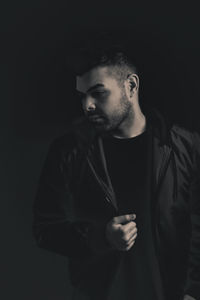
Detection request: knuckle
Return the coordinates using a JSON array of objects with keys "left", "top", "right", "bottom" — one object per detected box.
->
[
  {"left": 125, "top": 215, "right": 131, "bottom": 222},
  {"left": 122, "top": 233, "right": 129, "bottom": 242}
]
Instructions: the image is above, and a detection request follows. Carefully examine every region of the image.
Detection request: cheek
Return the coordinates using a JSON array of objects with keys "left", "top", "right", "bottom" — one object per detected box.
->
[
  {"left": 101, "top": 103, "right": 115, "bottom": 116},
  {"left": 103, "top": 94, "right": 121, "bottom": 112}
]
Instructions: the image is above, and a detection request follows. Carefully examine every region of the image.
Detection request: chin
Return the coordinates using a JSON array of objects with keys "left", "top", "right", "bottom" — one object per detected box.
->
[
  {"left": 96, "top": 124, "right": 117, "bottom": 134},
  {"left": 93, "top": 122, "right": 110, "bottom": 132}
]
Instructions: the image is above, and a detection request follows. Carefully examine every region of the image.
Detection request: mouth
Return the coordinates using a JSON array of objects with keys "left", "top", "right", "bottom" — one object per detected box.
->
[{"left": 88, "top": 115, "right": 104, "bottom": 122}]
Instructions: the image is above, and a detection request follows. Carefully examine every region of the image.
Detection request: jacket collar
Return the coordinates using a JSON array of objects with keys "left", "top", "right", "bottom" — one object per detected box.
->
[
  {"left": 143, "top": 106, "right": 173, "bottom": 147},
  {"left": 72, "top": 107, "right": 173, "bottom": 149}
]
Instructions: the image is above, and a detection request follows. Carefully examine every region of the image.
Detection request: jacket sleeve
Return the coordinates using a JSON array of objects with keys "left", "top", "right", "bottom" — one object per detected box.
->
[
  {"left": 32, "top": 138, "right": 112, "bottom": 259},
  {"left": 183, "top": 132, "right": 200, "bottom": 299}
]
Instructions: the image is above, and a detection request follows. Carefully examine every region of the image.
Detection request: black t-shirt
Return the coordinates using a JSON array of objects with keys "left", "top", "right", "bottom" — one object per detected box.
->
[
  {"left": 103, "top": 130, "right": 148, "bottom": 215},
  {"left": 102, "top": 130, "right": 165, "bottom": 300}
]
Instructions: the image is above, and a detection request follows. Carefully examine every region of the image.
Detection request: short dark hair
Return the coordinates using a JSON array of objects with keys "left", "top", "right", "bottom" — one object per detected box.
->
[{"left": 67, "top": 31, "right": 138, "bottom": 82}]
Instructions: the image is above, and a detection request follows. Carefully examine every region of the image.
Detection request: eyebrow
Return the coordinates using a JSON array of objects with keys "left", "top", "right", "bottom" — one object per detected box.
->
[
  {"left": 76, "top": 83, "right": 105, "bottom": 95},
  {"left": 87, "top": 83, "right": 105, "bottom": 93}
]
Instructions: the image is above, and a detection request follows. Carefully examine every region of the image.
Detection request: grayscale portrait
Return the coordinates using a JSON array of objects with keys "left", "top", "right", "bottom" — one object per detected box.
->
[
  {"left": 3, "top": 4, "right": 200, "bottom": 300},
  {"left": 32, "top": 30, "right": 200, "bottom": 300}
]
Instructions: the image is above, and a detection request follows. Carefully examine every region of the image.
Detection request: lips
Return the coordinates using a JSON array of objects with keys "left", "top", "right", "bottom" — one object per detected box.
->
[{"left": 88, "top": 115, "right": 103, "bottom": 121}]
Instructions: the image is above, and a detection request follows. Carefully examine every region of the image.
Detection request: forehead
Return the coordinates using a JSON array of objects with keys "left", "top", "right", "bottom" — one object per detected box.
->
[{"left": 76, "top": 66, "right": 119, "bottom": 93}]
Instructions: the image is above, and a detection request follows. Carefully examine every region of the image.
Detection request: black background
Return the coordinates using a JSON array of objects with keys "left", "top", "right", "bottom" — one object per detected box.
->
[{"left": 2, "top": 1, "right": 200, "bottom": 299}]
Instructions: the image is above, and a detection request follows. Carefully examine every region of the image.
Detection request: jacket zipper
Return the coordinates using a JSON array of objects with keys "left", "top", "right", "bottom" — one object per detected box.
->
[{"left": 86, "top": 156, "right": 118, "bottom": 211}]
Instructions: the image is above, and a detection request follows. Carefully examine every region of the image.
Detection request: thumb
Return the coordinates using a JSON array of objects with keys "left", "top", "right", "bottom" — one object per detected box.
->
[{"left": 113, "top": 214, "right": 136, "bottom": 224}]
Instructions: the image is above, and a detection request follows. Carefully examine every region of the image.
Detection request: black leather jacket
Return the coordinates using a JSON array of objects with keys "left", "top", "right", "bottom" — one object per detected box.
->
[{"left": 33, "top": 109, "right": 200, "bottom": 300}]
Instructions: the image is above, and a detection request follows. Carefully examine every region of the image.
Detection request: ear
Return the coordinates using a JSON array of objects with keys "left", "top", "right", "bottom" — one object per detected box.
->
[{"left": 125, "top": 74, "right": 139, "bottom": 98}]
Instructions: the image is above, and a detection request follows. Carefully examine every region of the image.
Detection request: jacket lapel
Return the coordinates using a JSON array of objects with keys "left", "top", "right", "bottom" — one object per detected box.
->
[
  {"left": 86, "top": 136, "right": 118, "bottom": 211},
  {"left": 152, "top": 135, "right": 172, "bottom": 196}
]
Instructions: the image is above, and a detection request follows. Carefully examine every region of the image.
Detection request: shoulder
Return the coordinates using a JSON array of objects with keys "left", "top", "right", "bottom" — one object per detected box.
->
[
  {"left": 171, "top": 124, "right": 193, "bottom": 142},
  {"left": 170, "top": 124, "right": 200, "bottom": 168},
  {"left": 170, "top": 124, "right": 200, "bottom": 147}
]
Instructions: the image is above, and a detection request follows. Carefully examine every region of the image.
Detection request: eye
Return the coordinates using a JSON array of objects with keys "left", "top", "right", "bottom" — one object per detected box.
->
[{"left": 91, "top": 91, "right": 107, "bottom": 98}]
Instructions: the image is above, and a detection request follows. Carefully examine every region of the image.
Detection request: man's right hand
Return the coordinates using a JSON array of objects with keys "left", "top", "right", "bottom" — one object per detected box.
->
[{"left": 105, "top": 214, "right": 137, "bottom": 251}]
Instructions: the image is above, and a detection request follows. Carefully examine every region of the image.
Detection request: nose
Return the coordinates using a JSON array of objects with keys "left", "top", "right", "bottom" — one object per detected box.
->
[{"left": 82, "top": 96, "right": 96, "bottom": 113}]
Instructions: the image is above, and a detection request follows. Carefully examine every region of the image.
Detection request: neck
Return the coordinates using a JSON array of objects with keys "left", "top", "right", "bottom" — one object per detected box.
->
[{"left": 111, "top": 105, "right": 146, "bottom": 139}]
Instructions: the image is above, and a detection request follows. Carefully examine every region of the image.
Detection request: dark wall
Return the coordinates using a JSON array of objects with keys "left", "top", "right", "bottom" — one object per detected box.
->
[{"left": 2, "top": 2, "right": 200, "bottom": 299}]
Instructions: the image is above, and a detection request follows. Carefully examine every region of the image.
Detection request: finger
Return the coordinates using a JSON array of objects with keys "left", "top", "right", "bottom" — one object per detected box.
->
[
  {"left": 126, "top": 240, "right": 136, "bottom": 251},
  {"left": 119, "top": 227, "right": 137, "bottom": 244},
  {"left": 125, "top": 227, "right": 137, "bottom": 241},
  {"left": 120, "top": 225, "right": 137, "bottom": 243},
  {"left": 115, "top": 222, "right": 136, "bottom": 242},
  {"left": 113, "top": 214, "right": 136, "bottom": 224},
  {"left": 121, "top": 231, "right": 137, "bottom": 247},
  {"left": 121, "top": 221, "right": 136, "bottom": 234},
  {"left": 121, "top": 240, "right": 136, "bottom": 251},
  {"left": 127, "top": 232, "right": 137, "bottom": 245}
]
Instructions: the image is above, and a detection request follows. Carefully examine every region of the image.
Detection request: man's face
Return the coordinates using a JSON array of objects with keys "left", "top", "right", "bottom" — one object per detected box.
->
[{"left": 76, "top": 66, "right": 132, "bottom": 132}]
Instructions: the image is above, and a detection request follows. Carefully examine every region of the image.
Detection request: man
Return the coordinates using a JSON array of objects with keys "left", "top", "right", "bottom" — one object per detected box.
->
[{"left": 33, "top": 40, "right": 200, "bottom": 300}]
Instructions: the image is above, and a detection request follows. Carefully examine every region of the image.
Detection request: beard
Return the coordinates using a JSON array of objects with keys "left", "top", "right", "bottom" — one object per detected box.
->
[{"left": 90, "top": 92, "right": 133, "bottom": 134}]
